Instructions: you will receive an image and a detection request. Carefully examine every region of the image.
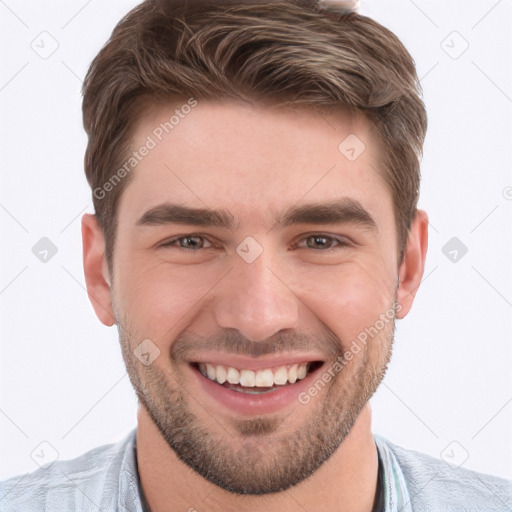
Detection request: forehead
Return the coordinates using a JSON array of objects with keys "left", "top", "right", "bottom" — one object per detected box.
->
[{"left": 117, "top": 99, "right": 392, "bottom": 231}]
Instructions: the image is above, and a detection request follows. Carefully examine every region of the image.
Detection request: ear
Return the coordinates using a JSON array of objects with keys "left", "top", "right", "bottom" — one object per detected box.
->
[
  {"left": 81, "top": 213, "right": 116, "bottom": 326},
  {"left": 396, "top": 209, "right": 429, "bottom": 319}
]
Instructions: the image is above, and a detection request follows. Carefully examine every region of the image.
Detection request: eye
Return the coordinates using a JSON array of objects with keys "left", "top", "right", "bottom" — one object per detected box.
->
[
  {"left": 295, "top": 234, "right": 351, "bottom": 251},
  {"left": 158, "top": 233, "right": 350, "bottom": 252},
  {"left": 159, "top": 235, "right": 213, "bottom": 251}
]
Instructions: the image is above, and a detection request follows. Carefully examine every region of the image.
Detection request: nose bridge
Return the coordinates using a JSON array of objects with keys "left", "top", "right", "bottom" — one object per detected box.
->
[{"left": 213, "top": 249, "right": 300, "bottom": 342}]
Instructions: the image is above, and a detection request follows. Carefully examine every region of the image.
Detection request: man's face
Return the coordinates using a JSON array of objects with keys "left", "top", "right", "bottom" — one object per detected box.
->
[{"left": 109, "top": 100, "right": 401, "bottom": 494}]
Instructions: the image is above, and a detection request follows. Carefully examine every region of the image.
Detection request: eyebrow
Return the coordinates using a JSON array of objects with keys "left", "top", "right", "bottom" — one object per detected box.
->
[{"left": 136, "top": 199, "right": 378, "bottom": 233}]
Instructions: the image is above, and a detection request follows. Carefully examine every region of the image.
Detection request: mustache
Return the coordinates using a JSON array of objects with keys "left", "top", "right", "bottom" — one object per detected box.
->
[{"left": 171, "top": 327, "right": 341, "bottom": 361}]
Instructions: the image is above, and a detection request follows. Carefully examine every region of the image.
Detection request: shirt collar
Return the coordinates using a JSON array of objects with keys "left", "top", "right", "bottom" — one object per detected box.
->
[{"left": 374, "top": 434, "right": 413, "bottom": 512}]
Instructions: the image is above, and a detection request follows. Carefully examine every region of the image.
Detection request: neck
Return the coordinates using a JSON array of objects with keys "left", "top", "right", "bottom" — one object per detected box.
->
[{"left": 136, "top": 403, "right": 379, "bottom": 512}]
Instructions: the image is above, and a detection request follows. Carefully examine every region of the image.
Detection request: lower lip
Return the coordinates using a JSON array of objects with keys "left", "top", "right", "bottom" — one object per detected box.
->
[{"left": 189, "top": 363, "right": 324, "bottom": 416}]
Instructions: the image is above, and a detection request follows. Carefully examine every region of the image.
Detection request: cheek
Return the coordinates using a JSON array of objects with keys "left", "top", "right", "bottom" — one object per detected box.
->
[
  {"left": 114, "top": 260, "right": 223, "bottom": 341},
  {"left": 290, "top": 260, "right": 396, "bottom": 350}
]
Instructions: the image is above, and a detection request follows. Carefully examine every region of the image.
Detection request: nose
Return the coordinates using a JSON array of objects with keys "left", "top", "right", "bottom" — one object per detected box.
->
[{"left": 212, "top": 249, "right": 300, "bottom": 342}]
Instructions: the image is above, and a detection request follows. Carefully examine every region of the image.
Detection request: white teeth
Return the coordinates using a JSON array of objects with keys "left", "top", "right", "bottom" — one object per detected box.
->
[
  {"left": 239, "top": 369, "right": 256, "bottom": 387},
  {"left": 216, "top": 365, "right": 227, "bottom": 384},
  {"left": 297, "top": 363, "right": 307, "bottom": 379},
  {"left": 198, "top": 362, "right": 312, "bottom": 388},
  {"left": 226, "top": 367, "right": 240, "bottom": 384},
  {"left": 273, "top": 366, "right": 288, "bottom": 385},
  {"left": 255, "top": 369, "right": 274, "bottom": 387},
  {"left": 288, "top": 364, "right": 298, "bottom": 384},
  {"left": 206, "top": 363, "right": 216, "bottom": 380}
]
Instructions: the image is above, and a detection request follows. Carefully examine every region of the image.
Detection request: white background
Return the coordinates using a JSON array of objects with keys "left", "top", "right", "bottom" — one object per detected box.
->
[{"left": 0, "top": 0, "right": 511, "bottom": 482}]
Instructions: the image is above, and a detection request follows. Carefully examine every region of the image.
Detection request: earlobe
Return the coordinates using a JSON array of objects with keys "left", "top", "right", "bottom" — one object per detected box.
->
[
  {"left": 81, "top": 213, "right": 116, "bottom": 326},
  {"left": 396, "top": 209, "right": 429, "bottom": 319}
]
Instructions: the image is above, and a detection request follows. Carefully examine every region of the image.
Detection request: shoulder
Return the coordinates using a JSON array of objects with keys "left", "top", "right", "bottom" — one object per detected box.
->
[
  {"left": 0, "top": 429, "right": 138, "bottom": 512},
  {"left": 375, "top": 434, "right": 512, "bottom": 511}
]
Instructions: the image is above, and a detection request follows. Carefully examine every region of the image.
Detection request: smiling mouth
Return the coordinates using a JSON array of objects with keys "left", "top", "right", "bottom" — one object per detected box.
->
[{"left": 192, "top": 361, "right": 324, "bottom": 394}]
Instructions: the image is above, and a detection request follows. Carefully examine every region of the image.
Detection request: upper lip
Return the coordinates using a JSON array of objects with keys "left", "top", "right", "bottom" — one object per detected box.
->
[{"left": 189, "top": 352, "right": 324, "bottom": 371}]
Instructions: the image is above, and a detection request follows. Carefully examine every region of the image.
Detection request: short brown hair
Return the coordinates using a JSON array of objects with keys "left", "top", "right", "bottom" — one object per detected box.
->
[{"left": 82, "top": 0, "right": 427, "bottom": 272}]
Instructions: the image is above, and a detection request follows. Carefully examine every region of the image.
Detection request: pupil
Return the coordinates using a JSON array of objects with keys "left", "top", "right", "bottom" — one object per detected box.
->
[
  {"left": 311, "top": 236, "right": 328, "bottom": 248},
  {"left": 184, "top": 237, "right": 200, "bottom": 248}
]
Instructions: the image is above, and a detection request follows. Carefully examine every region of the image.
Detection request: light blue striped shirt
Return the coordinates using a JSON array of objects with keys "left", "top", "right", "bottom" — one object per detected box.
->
[{"left": 1, "top": 429, "right": 510, "bottom": 511}]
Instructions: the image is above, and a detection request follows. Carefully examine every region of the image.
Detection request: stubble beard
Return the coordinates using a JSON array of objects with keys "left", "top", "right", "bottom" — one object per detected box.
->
[{"left": 117, "top": 315, "right": 395, "bottom": 495}]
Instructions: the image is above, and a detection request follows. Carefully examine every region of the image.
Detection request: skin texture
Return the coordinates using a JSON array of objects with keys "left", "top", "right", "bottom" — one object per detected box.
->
[{"left": 82, "top": 100, "right": 428, "bottom": 512}]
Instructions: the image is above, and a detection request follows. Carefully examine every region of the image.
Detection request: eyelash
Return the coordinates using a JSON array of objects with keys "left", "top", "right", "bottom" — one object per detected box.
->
[{"left": 158, "top": 234, "right": 351, "bottom": 251}]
